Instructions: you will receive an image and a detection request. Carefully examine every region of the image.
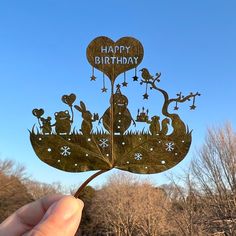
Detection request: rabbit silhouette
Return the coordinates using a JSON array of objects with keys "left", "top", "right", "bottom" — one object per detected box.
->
[{"left": 75, "top": 101, "right": 96, "bottom": 135}]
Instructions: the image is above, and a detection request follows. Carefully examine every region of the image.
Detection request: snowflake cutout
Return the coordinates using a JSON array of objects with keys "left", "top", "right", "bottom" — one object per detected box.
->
[
  {"left": 99, "top": 138, "right": 109, "bottom": 148},
  {"left": 165, "top": 142, "right": 175, "bottom": 152},
  {"left": 134, "top": 153, "right": 143, "bottom": 160},
  {"left": 60, "top": 146, "right": 71, "bottom": 156}
]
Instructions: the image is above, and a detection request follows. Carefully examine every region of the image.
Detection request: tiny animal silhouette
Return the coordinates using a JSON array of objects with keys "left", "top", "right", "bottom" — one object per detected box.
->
[
  {"left": 140, "top": 68, "right": 154, "bottom": 82},
  {"left": 147, "top": 116, "right": 160, "bottom": 135},
  {"left": 160, "top": 118, "right": 170, "bottom": 136},
  {"left": 140, "top": 68, "right": 161, "bottom": 83},
  {"left": 53, "top": 110, "right": 72, "bottom": 135},
  {"left": 40, "top": 116, "right": 52, "bottom": 135}
]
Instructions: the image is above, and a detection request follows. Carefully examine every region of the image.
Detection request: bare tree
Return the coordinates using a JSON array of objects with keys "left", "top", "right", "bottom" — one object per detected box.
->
[
  {"left": 191, "top": 123, "right": 236, "bottom": 235},
  {"left": 87, "top": 173, "right": 173, "bottom": 236},
  {"left": 0, "top": 159, "right": 66, "bottom": 223},
  {"left": 24, "top": 180, "right": 64, "bottom": 200},
  {"left": 165, "top": 123, "right": 236, "bottom": 236},
  {"left": 0, "top": 159, "right": 32, "bottom": 222},
  {"left": 163, "top": 174, "right": 205, "bottom": 236},
  {"left": 0, "top": 159, "right": 27, "bottom": 192}
]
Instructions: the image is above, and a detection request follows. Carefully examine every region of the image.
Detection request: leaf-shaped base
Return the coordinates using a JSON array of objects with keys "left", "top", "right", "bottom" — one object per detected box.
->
[{"left": 30, "top": 129, "right": 191, "bottom": 174}]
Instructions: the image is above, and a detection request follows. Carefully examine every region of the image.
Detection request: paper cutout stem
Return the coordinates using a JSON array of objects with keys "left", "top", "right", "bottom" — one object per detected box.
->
[{"left": 74, "top": 169, "right": 109, "bottom": 198}]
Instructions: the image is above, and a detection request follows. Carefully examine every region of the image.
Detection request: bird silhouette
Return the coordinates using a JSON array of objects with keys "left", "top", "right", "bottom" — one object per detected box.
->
[
  {"left": 160, "top": 118, "right": 170, "bottom": 136},
  {"left": 140, "top": 68, "right": 154, "bottom": 82}
]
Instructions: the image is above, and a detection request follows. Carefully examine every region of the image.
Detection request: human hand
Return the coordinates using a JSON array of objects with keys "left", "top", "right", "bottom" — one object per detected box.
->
[{"left": 0, "top": 194, "right": 84, "bottom": 236}]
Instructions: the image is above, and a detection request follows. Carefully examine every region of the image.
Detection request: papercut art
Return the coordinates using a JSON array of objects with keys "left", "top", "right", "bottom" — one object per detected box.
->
[{"left": 30, "top": 36, "right": 200, "bottom": 196}]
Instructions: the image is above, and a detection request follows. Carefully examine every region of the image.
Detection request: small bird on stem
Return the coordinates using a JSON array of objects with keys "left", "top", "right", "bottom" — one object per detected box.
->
[
  {"left": 140, "top": 68, "right": 161, "bottom": 83},
  {"left": 140, "top": 68, "right": 154, "bottom": 82}
]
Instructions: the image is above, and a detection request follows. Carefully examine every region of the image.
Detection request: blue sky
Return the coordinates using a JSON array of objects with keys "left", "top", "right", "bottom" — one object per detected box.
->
[{"left": 0, "top": 0, "right": 236, "bottom": 188}]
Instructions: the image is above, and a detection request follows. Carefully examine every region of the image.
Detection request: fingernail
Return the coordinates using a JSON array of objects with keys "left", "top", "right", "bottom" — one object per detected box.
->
[{"left": 62, "top": 197, "right": 82, "bottom": 220}]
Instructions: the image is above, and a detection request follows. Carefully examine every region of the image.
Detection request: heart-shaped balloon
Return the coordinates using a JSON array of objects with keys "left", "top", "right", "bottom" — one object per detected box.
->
[
  {"left": 32, "top": 108, "right": 44, "bottom": 118},
  {"left": 62, "top": 93, "right": 76, "bottom": 107},
  {"left": 87, "top": 36, "right": 144, "bottom": 83}
]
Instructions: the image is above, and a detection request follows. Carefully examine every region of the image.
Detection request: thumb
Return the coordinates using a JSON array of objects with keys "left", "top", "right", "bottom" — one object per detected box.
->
[{"left": 25, "top": 196, "right": 83, "bottom": 236}]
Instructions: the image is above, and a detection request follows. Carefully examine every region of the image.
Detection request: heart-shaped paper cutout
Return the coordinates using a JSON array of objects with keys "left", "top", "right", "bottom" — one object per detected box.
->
[
  {"left": 62, "top": 93, "right": 76, "bottom": 107},
  {"left": 32, "top": 108, "right": 44, "bottom": 118},
  {"left": 87, "top": 36, "right": 144, "bottom": 83}
]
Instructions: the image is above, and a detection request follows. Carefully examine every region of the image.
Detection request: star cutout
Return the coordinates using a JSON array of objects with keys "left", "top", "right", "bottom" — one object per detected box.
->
[
  {"left": 174, "top": 106, "right": 179, "bottom": 110},
  {"left": 116, "top": 84, "right": 121, "bottom": 89},
  {"left": 101, "top": 87, "right": 108, "bottom": 93},
  {"left": 133, "top": 75, "right": 138, "bottom": 81},
  {"left": 190, "top": 105, "right": 196, "bottom": 110},
  {"left": 122, "top": 81, "right": 128, "bottom": 87},
  {"left": 143, "top": 93, "right": 149, "bottom": 100},
  {"left": 90, "top": 75, "right": 96, "bottom": 81}
]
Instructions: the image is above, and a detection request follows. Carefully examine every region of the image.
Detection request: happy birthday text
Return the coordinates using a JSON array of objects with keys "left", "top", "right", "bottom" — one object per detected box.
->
[{"left": 94, "top": 45, "right": 139, "bottom": 65}]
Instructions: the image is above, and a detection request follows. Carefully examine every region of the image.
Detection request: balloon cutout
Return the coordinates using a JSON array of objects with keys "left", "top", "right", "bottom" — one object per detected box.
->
[
  {"left": 32, "top": 108, "right": 44, "bottom": 119},
  {"left": 30, "top": 36, "right": 200, "bottom": 197},
  {"left": 62, "top": 93, "right": 76, "bottom": 107}
]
